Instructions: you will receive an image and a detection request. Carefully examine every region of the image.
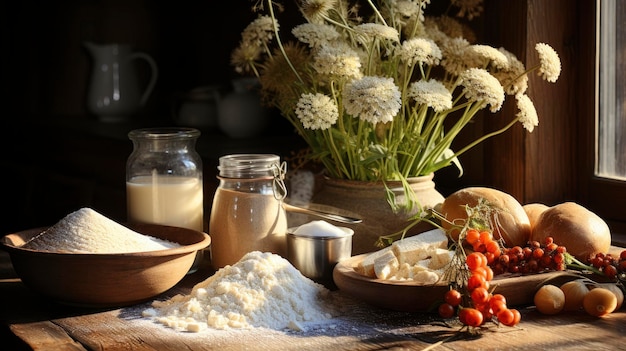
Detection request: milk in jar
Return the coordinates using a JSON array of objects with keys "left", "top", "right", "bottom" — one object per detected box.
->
[{"left": 126, "top": 127, "right": 204, "bottom": 273}]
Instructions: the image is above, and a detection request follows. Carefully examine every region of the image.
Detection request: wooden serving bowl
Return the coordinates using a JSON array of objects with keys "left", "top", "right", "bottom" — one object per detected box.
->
[
  {"left": 333, "top": 254, "right": 590, "bottom": 312},
  {"left": 0, "top": 223, "right": 211, "bottom": 308}
]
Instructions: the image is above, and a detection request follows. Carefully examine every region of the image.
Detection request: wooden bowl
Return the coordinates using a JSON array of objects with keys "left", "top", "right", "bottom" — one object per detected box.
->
[
  {"left": 333, "top": 254, "right": 589, "bottom": 312},
  {"left": 0, "top": 223, "right": 211, "bottom": 308}
]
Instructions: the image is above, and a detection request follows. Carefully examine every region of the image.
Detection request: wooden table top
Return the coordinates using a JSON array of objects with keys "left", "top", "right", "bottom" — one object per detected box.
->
[{"left": 1, "top": 250, "right": 625, "bottom": 351}]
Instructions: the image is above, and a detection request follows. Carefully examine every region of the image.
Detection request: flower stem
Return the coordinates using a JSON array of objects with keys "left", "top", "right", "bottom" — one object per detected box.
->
[
  {"left": 446, "top": 115, "right": 520, "bottom": 166},
  {"left": 266, "top": 0, "right": 303, "bottom": 85},
  {"left": 365, "top": 0, "right": 388, "bottom": 26}
]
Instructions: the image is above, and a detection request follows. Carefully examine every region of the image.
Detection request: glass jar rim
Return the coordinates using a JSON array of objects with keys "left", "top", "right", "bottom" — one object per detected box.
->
[
  {"left": 128, "top": 127, "right": 200, "bottom": 140},
  {"left": 218, "top": 154, "right": 281, "bottom": 178}
]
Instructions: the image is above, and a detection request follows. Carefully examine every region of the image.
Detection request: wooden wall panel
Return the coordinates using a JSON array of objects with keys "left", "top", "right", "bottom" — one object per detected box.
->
[{"left": 482, "top": 0, "right": 581, "bottom": 205}]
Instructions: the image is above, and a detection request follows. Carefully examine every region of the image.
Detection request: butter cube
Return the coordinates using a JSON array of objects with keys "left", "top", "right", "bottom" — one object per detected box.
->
[
  {"left": 355, "top": 246, "right": 393, "bottom": 277},
  {"left": 428, "top": 248, "right": 454, "bottom": 270},
  {"left": 373, "top": 249, "right": 399, "bottom": 280},
  {"left": 391, "top": 229, "right": 448, "bottom": 265}
]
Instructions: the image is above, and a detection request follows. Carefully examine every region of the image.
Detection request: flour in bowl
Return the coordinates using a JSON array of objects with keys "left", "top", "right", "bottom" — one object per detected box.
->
[
  {"left": 23, "top": 207, "right": 181, "bottom": 253},
  {"left": 143, "top": 251, "right": 337, "bottom": 332}
]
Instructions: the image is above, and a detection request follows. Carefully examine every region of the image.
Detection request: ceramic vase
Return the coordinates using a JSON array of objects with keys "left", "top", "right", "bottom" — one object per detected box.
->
[{"left": 311, "top": 173, "right": 445, "bottom": 255}]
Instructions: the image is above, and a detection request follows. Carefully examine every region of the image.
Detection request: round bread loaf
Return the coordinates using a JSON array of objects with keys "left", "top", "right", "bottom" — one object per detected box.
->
[
  {"left": 523, "top": 203, "right": 550, "bottom": 232},
  {"left": 530, "top": 202, "right": 611, "bottom": 261},
  {"left": 441, "top": 187, "right": 531, "bottom": 247}
]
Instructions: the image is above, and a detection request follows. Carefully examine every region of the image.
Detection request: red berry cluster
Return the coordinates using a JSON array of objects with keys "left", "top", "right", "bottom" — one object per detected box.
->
[
  {"left": 587, "top": 250, "right": 626, "bottom": 280},
  {"left": 489, "top": 237, "right": 567, "bottom": 275},
  {"left": 438, "top": 251, "right": 520, "bottom": 328},
  {"left": 463, "top": 229, "right": 502, "bottom": 266}
]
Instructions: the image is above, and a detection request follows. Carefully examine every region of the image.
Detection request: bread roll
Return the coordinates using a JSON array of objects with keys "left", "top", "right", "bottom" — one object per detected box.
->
[
  {"left": 530, "top": 202, "right": 611, "bottom": 261},
  {"left": 523, "top": 203, "right": 550, "bottom": 232},
  {"left": 440, "top": 187, "right": 531, "bottom": 247}
]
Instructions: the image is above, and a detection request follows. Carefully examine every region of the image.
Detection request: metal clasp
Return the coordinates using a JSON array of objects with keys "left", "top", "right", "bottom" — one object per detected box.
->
[{"left": 271, "top": 161, "right": 288, "bottom": 201}]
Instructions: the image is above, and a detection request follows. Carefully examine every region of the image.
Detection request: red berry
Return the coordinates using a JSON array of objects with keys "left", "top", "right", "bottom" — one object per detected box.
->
[
  {"left": 471, "top": 287, "right": 490, "bottom": 305},
  {"left": 467, "top": 274, "right": 487, "bottom": 291},
  {"left": 603, "top": 264, "right": 618, "bottom": 279},
  {"left": 438, "top": 303, "right": 456, "bottom": 318},
  {"left": 460, "top": 308, "right": 484, "bottom": 327},
  {"left": 444, "top": 289, "right": 462, "bottom": 307}
]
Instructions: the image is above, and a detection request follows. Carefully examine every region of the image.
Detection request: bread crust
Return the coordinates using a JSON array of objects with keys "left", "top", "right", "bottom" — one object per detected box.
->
[
  {"left": 523, "top": 203, "right": 550, "bottom": 232},
  {"left": 530, "top": 202, "right": 611, "bottom": 261},
  {"left": 440, "top": 187, "right": 531, "bottom": 247}
]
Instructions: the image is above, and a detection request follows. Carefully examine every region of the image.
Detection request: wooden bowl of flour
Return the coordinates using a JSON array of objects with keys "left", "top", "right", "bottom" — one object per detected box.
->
[{"left": 1, "top": 223, "right": 210, "bottom": 308}]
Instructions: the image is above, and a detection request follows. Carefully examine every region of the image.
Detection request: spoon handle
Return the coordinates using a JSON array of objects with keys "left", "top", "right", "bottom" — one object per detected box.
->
[{"left": 282, "top": 203, "right": 363, "bottom": 224}]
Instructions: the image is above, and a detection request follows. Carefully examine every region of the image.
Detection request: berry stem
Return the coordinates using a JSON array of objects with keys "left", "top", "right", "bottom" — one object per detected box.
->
[{"left": 563, "top": 252, "right": 604, "bottom": 276}]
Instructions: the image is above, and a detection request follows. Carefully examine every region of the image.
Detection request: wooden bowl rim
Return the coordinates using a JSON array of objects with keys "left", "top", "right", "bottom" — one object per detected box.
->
[{"left": 0, "top": 223, "right": 211, "bottom": 258}]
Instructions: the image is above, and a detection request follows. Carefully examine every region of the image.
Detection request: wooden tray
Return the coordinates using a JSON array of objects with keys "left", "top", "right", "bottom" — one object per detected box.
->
[{"left": 333, "top": 254, "right": 591, "bottom": 313}]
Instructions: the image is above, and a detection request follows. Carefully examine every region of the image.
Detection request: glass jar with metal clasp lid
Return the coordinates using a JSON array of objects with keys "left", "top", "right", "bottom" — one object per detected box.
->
[{"left": 208, "top": 154, "right": 288, "bottom": 269}]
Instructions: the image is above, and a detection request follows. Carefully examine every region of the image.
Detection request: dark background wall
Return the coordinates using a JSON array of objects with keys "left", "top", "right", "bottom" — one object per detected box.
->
[
  {"left": 0, "top": 1, "right": 597, "bottom": 237},
  {"left": 1, "top": 1, "right": 269, "bottom": 120},
  {"left": 0, "top": 1, "right": 309, "bottom": 234}
]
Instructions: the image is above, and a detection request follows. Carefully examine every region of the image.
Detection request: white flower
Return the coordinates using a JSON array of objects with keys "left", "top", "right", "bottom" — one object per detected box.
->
[
  {"left": 460, "top": 68, "right": 505, "bottom": 112},
  {"left": 344, "top": 76, "right": 401, "bottom": 124},
  {"left": 399, "top": 38, "right": 442, "bottom": 66},
  {"left": 241, "top": 16, "right": 276, "bottom": 47},
  {"left": 408, "top": 79, "right": 452, "bottom": 112},
  {"left": 466, "top": 45, "right": 509, "bottom": 69},
  {"left": 422, "top": 17, "right": 449, "bottom": 44},
  {"left": 295, "top": 93, "right": 339, "bottom": 130},
  {"left": 493, "top": 47, "right": 528, "bottom": 96},
  {"left": 292, "top": 23, "right": 340, "bottom": 48},
  {"left": 535, "top": 43, "right": 561, "bottom": 83},
  {"left": 440, "top": 37, "right": 471, "bottom": 76},
  {"left": 388, "top": 0, "right": 422, "bottom": 25},
  {"left": 516, "top": 94, "right": 538, "bottom": 132},
  {"left": 355, "top": 23, "right": 400, "bottom": 42},
  {"left": 312, "top": 42, "right": 363, "bottom": 80}
]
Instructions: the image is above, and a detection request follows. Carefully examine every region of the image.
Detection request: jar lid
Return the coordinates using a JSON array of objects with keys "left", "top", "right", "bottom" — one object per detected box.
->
[{"left": 218, "top": 154, "right": 281, "bottom": 178}]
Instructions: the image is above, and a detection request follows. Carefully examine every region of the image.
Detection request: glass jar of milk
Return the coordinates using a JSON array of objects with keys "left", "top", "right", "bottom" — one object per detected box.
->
[
  {"left": 126, "top": 128, "right": 204, "bottom": 273},
  {"left": 209, "top": 154, "right": 288, "bottom": 269}
]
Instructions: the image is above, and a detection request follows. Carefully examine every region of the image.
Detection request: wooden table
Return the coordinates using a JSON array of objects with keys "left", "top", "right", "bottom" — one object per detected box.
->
[{"left": 1, "top": 250, "right": 625, "bottom": 351}]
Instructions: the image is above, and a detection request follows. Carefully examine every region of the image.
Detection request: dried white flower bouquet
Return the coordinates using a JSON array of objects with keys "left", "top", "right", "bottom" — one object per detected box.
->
[{"left": 231, "top": 0, "right": 561, "bottom": 210}]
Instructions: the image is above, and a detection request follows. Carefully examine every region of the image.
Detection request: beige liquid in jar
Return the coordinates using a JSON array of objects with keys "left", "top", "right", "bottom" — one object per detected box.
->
[
  {"left": 209, "top": 187, "right": 287, "bottom": 269},
  {"left": 127, "top": 175, "right": 203, "bottom": 231}
]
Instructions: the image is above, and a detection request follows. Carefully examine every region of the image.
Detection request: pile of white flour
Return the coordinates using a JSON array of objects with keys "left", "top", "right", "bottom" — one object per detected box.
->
[
  {"left": 23, "top": 207, "right": 180, "bottom": 253},
  {"left": 143, "top": 251, "right": 337, "bottom": 332}
]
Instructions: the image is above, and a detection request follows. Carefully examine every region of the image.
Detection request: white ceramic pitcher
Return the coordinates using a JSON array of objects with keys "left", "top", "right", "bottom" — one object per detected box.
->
[{"left": 84, "top": 42, "right": 158, "bottom": 121}]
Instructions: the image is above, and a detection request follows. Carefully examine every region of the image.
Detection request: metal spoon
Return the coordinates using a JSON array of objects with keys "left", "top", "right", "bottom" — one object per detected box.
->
[{"left": 283, "top": 202, "right": 363, "bottom": 224}]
